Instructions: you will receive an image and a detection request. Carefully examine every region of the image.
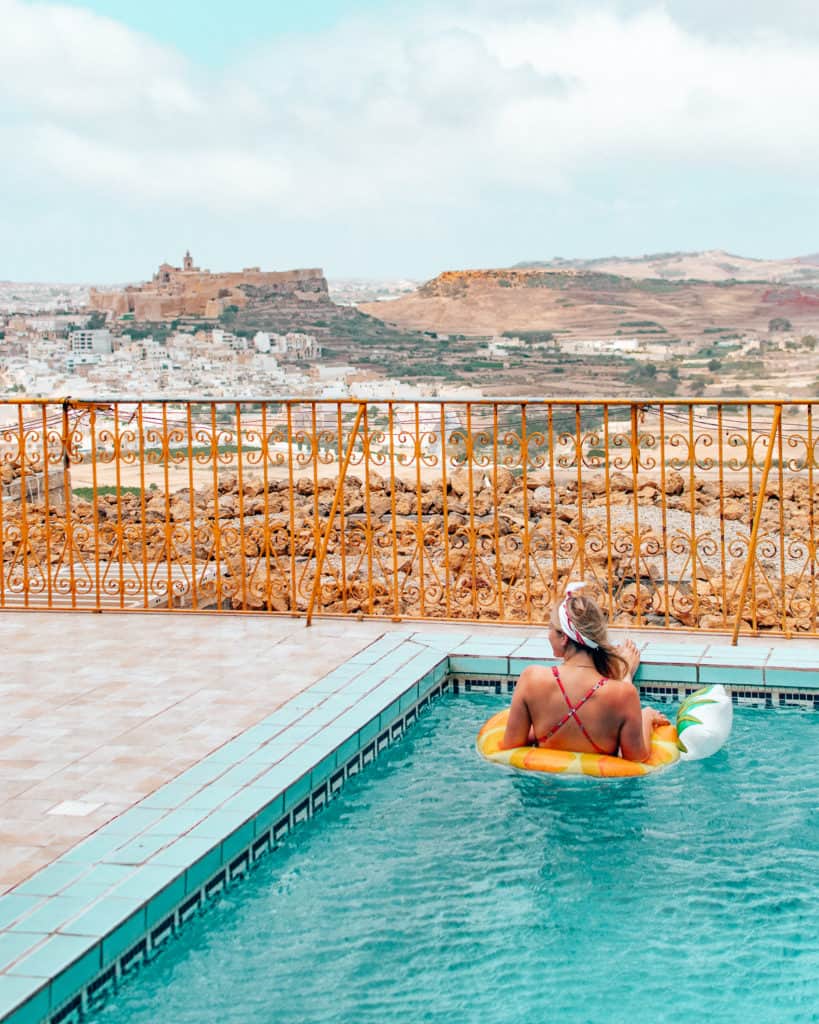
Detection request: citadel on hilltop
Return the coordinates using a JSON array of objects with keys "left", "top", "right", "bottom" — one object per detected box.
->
[{"left": 89, "top": 251, "right": 328, "bottom": 321}]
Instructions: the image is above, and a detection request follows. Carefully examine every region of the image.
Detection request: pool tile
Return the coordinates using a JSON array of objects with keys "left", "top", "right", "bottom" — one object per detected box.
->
[
  {"left": 701, "top": 644, "right": 769, "bottom": 665},
  {"left": 765, "top": 650, "right": 819, "bottom": 667},
  {"left": 399, "top": 686, "right": 421, "bottom": 713},
  {"left": 102, "top": 833, "right": 170, "bottom": 866},
  {"left": 310, "top": 753, "right": 336, "bottom": 786},
  {"left": 95, "top": 806, "right": 168, "bottom": 836},
  {"left": 11, "top": 862, "right": 86, "bottom": 898},
  {"left": 216, "top": 761, "right": 266, "bottom": 789},
  {"left": 60, "top": 898, "right": 145, "bottom": 963},
  {"left": 290, "top": 701, "right": 349, "bottom": 728},
  {"left": 172, "top": 760, "right": 229, "bottom": 788},
  {"left": 150, "top": 835, "right": 221, "bottom": 878},
  {"left": 52, "top": 867, "right": 136, "bottom": 904},
  {"left": 221, "top": 821, "right": 254, "bottom": 863},
  {"left": 640, "top": 647, "right": 703, "bottom": 665},
  {"left": 509, "top": 657, "right": 550, "bottom": 676},
  {"left": 511, "top": 640, "right": 554, "bottom": 657},
  {"left": 410, "top": 631, "right": 472, "bottom": 650},
  {"left": 140, "top": 782, "right": 201, "bottom": 810},
  {"left": 330, "top": 675, "right": 381, "bottom": 699},
  {"left": 635, "top": 663, "right": 697, "bottom": 683},
  {"left": 699, "top": 665, "right": 764, "bottom": 685},
  {"left": 181, "top": 783, "right": 241, "bottom": 812},
  {"left": 9, "top": 893, "right": 93, "bottom": 935},
  {"left": 6, "top": 932, "right": 99, "bottom": 982},
  {"left": 349, "top": 692, "right": 394, "bottom": 723},
  {"left": 0, "top": 975, "right": 49, "bottom": 1024},
  {"left": 260, "top": 704, "right": 309, "bottom": 729},
  {"left": 278, "top": 745, "right": 325, "bottom": 778},
  {"left": 219, "top": 788, "right": 274, "bottom": 818},
  {"left": 0, "top": 896, "right": 41, "bottom": 932},
  {"left": 379, "top": 699, "right": 402, "bottom": 730},
  {"left": 109, "top": 864, "right": 184, "bottom": 919},
  {"left": 253, "top": 764, "right": 300, "bottom": 794},
  {"left": 358, "top": 716, "right": 380, "bottom": 745},
  {"left": 448, "top": 655, "right": 509, "bottom": 675},
  {"left": 183, "top": 843, "right": 223, "bottom": 892},
  {"left": 61, "top": 834, "right": 123, "bottom": 864},
  {"left": 252, "top": 794, "right": 285, "bottom": 836},
  {"left": 187, "top": 811, "right": 250, "bottom": 842},
  {"left": 283, "top": 774, "right": 312, "bottom": 811},
  {"left": 145, "top": 876, "right": 187, "bottom": 929},
  {"left": 144, "top": 806, "right": 207, "bottom": 837},
  {"left": 0, "top": 931, "right": 48, "bottom": 969},
  {"left": 451, "top": 640, "right": 518, "bottom": 657},
  {"left": 306, "top": 666, "right": 362, "bottom": 693},
  {"left": 49, "top": 939, "right": 102, "bottom": 1011},
  {"left": 332, "top": 734, "right": 361, "bottom": 766},
  {"left": 765, "top": 668, "right": 819, "bottom": 689}
]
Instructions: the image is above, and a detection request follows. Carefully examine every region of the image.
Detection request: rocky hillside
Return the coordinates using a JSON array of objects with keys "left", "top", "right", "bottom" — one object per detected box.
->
[
  {"left": 360, "top": 267, "right": 819, "bottom": 339},
  {"left": 515, "top": 249, "right": 819, "bottom": 285}
]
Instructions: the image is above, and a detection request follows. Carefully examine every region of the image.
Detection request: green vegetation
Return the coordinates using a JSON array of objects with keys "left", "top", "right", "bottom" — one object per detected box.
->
[
  {"left": 619, "top": 320, "right": 662, "bottom": 328},
  {"left": 768, "top": 317, "right": 792, "bottom": 332},
  {"left": 219, "top": 305, "right": 240, "bottom": 326},
  {"left": 86, "top": 311, "right": 107, "bottom": 330},
  {"left": 502, "top": 330, "right": 555, "bottom": 344},
  {"left": 73, "top": 486, "right": 142, "bottom": 500}
]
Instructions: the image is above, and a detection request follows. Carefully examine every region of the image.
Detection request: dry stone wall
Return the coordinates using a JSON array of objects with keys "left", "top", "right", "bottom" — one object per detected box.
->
[{"left": 0, "top": 464, "right": 814, "bottom": 632}]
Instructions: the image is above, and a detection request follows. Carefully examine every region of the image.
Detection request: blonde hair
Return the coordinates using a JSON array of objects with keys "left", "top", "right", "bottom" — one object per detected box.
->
[{"left": 551, "top": 591, "right": 629, "bottom": 679}]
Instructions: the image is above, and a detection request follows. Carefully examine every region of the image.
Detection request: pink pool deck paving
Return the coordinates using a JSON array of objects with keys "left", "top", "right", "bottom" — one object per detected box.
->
[
  {"left": 0, "top": 612, "right": 393, "bottom": 894},
  {"left": 2, "top": 611, "right": 819, "bottom": 899}
]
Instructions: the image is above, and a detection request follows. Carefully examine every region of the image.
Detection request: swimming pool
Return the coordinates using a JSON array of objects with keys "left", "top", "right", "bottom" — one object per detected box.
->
[{"left": 84, "top": 693, "right": 819, "bottom": 1024}]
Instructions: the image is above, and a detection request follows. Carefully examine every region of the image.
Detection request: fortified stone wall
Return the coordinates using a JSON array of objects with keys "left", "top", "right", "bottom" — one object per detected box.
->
[{"left": 89, "top": 254, "right": 329, "bottom": 322}]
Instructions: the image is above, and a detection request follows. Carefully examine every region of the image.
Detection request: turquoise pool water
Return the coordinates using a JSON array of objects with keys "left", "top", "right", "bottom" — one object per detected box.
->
[{"left": 88, "top": 695, "right": 819, "bottom": 1024}]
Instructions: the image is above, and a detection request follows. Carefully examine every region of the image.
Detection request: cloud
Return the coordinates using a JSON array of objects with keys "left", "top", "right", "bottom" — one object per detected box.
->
[{"left": 3, "top": 0, "right": 819, "bottom": 224}]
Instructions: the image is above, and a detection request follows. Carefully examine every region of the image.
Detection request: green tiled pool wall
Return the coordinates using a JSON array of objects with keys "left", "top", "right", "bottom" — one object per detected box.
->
[
  {"left": 0, "top": 642, "right": 452, "bottom": 1024},
  {"left": 451, "top": 675, "right": 818, "bottom": 709},
  {"left": 4, "top": 631, "right": 819, "bottom": 1024}
]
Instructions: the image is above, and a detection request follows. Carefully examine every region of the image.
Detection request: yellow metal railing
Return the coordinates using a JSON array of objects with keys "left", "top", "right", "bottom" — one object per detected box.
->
[{"left": 0, "top": 397, "right": 813, "bottom": 637}]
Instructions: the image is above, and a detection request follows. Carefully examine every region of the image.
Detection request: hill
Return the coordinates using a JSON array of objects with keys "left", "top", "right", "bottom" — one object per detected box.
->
[
  {"left": 513, "top": 249, "right": 819, "bottom": 285},
  {"left": 359, "top": 266, "right": 819, "bottom": 339}
]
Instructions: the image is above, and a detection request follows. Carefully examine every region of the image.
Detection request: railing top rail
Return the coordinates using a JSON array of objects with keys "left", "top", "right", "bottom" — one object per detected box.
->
[{"left": 0, "top": 396, "right": 802, "bottom": 407}]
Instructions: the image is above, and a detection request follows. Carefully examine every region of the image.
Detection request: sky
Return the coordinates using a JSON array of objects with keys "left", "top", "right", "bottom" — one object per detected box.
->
[{"left": 2, "top": 0, "right": 819, "bottom": 283}]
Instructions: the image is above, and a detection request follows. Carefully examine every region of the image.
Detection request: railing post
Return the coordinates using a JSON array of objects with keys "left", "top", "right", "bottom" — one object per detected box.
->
[
  {"left": 731, "top": 404, "right": 782, "bottom": 646},
  {"left": 306, "top": 402, "right": 364, "bottom": 626}
]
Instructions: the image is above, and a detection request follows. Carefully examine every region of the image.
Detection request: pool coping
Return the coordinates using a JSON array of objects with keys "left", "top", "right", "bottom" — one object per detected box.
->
[{"left": 2, "top": 629, "right": 818, "bottom": 1023}]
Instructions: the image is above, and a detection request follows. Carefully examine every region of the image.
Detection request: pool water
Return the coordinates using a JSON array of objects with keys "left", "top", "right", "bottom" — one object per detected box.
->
[{"left": 88, "top": 695, "right": 819, "bottom": 1024}]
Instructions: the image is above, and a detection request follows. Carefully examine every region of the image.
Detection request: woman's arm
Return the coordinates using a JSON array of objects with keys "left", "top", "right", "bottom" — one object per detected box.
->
[
  {"left": 618, "top": 686, "right": 670, "bottom": 762},
  {"left": 500, "top": 670, "right": 536, "bottom": 749}
]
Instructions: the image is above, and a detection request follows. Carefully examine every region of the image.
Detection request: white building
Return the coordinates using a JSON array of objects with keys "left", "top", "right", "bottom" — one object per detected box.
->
[{"left": 69, "top": 329, "right": 113, "bottom": 355}]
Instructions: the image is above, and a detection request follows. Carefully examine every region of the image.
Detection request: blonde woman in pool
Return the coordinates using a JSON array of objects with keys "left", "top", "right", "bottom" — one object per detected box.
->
[{"left": 500, "top": 583, "right": 669, "bottom": 761}]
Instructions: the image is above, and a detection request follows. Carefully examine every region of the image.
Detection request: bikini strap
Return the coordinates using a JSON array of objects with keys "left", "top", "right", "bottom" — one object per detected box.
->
[{"left": 541, "top": 665, "right": 610, "bottom": 754}]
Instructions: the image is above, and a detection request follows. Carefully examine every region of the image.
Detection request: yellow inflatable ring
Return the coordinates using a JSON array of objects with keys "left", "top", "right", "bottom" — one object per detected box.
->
[{"left": 476, "top": 709, "right": 680, "bottom": 778}]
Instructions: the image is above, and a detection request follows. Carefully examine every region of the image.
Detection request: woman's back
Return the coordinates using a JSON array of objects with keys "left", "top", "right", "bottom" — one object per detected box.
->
[
  {"left": 522, "top": 661, "right": 634, "bottom": 755},
  {"left": 500, "top": 586, "right": 669, "bottom": 762}
]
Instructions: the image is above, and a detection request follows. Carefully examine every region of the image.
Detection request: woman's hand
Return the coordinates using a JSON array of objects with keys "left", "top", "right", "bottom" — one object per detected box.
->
[{"left": 643, "top": 706, "right": 670, "bottom": 728}]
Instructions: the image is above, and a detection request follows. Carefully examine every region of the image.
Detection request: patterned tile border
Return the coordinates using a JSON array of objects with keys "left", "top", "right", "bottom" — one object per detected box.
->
[{"left": 2, "top": 629, "right": 819, "bottom": 1023}]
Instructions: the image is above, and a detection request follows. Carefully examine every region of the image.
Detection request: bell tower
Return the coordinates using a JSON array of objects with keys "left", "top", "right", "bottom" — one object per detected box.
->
[{"left": 183, "top": 250, "right": 194, "bottom": 272}]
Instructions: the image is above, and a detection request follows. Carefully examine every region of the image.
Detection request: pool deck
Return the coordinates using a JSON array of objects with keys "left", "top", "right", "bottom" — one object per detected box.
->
[{"left": 2, "top": 613, "right": 819, "bottom": 1023}]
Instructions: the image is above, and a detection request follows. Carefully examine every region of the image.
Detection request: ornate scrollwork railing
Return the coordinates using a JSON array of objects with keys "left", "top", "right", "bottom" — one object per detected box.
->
[{"left": 0, "top": 397, "right": 813, "bottom": 636}]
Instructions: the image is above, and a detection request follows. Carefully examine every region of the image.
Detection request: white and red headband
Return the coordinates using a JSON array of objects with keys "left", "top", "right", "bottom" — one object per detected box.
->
[{"left": 557, "top": 581, "right": 599, "bottom": 650}]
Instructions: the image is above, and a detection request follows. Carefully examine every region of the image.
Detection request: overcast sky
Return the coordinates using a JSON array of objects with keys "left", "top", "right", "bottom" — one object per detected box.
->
[{"left": 3, "top": 0, "right": 818, "bottom": 282}]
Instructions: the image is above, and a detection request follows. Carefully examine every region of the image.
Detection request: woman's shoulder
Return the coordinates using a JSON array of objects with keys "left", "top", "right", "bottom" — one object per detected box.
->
[{"left": 518, "top": 663, "right": 557, "bottom": 688}]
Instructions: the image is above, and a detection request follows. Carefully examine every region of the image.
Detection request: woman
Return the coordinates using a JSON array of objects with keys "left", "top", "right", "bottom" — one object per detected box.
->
[{"left": 501, "top": 583, "right": 668, "bottom": 761}]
